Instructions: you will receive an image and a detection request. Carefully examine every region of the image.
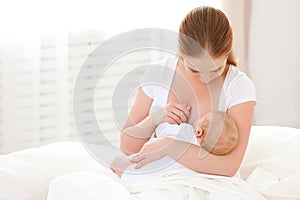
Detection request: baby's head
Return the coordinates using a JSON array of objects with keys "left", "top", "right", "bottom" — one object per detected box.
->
[{"left": 192, "top": 111, "right": 238, "bottom": 155}]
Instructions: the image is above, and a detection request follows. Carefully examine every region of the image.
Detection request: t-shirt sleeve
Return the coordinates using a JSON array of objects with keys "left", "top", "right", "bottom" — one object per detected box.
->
[
  {"left": 139, "top": 65, "right": 155, "bottom": 99},
  {"left": 227, "top": 76, "right": 257, "bottom": 108},
  {"left": 138, "top": 57, "right": 176, "bottom": 100}
]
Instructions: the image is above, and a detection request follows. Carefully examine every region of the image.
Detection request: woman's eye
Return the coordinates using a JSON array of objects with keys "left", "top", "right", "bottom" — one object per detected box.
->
[{"left": 189, "top": 68, "right": 199, "bottom": 73}]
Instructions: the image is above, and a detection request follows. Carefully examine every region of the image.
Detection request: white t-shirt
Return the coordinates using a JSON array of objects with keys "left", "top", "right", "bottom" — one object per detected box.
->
[
  {"left": 120, "top": 56, "right": 256, "bottom": 185},
  {"left": 139, "top": 56, "right": 256, "bottom": 112}
]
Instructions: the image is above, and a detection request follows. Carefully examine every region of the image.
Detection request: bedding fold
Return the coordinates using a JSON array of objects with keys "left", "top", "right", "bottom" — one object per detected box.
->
[{"left": 47, "top": 168, "right": 266, "bottom": 200}]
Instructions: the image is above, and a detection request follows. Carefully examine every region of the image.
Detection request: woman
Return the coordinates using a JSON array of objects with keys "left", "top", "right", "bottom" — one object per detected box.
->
[
  {"left": 120, "top": 6, "right": 256, "bottom": 177},
  {"left": 48, "top": 6, "right": 264, "bottom": 200}
]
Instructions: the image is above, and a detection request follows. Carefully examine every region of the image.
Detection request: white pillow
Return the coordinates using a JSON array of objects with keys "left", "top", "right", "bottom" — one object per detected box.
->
[
  {"left": 0, "top": 141, "right": 94, "bottom": 200},
  {"left": 0, "top": 155, "right": 53, "bottom": 199},
  {"left": 240, "top": 126, "right": 300, "bottom": 200},
  {"left": 240, "top": 126, "right": 300, "bottom": 180}
]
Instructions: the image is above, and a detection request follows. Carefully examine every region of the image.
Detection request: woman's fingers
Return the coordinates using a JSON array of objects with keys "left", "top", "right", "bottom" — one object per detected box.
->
[
  {"left": 171, "top": 107, "right": 188, "bottom": 123},
  {"left": 167, "top": 112, "right": 181, "bottom": 124},
  {"left": 167, "top": 103, "right": 191, "bottom": 124},
  {"left": 130, "top": 155, "right": 148, "bottom": 169},
  {"left": 156, "top": 102, "right": 191, "bottom": 125},
  {"left": 130, "top": 155, "right": 151, "bottom": 169},
  {"left": 135, "top": 159, "right": 147, "bottom": 169},
  {"left": 129, "top": 154, "right": 144, "bottom": 163},
  {"left": 174, "top": 103, "right": 191, "bottom": 120}
]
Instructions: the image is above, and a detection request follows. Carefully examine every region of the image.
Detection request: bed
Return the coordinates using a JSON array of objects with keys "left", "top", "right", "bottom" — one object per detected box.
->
[{"left": 0, "top": 126, "right": 299, "bottom": 200}]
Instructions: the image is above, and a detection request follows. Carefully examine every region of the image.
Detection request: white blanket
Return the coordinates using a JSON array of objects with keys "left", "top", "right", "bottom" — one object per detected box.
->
[
  {"left": 47, "top": 163, "right": 266, "bottom": 200},
  {"left": 1, "top": 125, "right": 298, "bottom": 200}
]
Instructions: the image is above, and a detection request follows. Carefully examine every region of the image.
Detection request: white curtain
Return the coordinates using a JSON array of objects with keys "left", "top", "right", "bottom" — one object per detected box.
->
[
  {"left": 222, "top": 0, "right": 252, "bottom": 73},
  {"left": 0, "top": 35, "right": 41, "bottom": 153}
]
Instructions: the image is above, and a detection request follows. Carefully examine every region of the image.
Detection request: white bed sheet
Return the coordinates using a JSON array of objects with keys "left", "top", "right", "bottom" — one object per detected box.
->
[{"left": 47, "top": 167, "right": 266, "bottom": 200}]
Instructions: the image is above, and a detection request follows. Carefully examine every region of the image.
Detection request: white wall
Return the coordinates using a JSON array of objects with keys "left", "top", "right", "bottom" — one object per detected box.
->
[{"left": 249, "top": 0, "right": 300, "bottom": 128}]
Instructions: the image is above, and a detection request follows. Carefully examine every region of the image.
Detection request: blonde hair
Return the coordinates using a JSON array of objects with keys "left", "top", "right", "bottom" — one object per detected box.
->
[
  {"left": 200, "top": 112, "right": 238, "bottom": 155},
  {"left": 178, "top": 6, "right": 237, "bottom": 66}
]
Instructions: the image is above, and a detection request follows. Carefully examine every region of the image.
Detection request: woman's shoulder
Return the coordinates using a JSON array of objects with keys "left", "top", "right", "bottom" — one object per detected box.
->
[
  {"left": 148, "top": 56, "right": 178, "bottom": 71},
  {"left": 224, "top": 66, "right": 255, "bottom": 89},
  {"left": 139, "top": 56, "right": 178, "bottom": 98},
  {"left": 220, "top": 66, "right": 256, "bottom": 110},
  {"left": 140, "top": 56, "right": 178, "bottom": 83}
]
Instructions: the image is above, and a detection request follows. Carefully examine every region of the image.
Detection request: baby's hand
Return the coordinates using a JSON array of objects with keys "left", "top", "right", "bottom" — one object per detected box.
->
[{"left": 110, "top": 155, "right": 132, "bottom": 177}]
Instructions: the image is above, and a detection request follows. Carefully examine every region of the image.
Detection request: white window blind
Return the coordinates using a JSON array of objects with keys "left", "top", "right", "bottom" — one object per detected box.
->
[{"left": 0, "top": 31, "right": 173, "bottom": 154}]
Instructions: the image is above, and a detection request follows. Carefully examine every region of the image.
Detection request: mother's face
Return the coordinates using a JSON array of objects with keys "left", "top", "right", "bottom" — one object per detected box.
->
[{"left": 182, "top": 53, "right": 228, "bottom": 83}]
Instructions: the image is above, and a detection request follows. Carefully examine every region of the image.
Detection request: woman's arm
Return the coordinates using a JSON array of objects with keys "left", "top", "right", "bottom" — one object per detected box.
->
[
  {"left": 169, "top": 101, "right": 255, "bottom": 176},
  {"left": 120, "top": 87, "right": 190, "bottom": 155},
  {"left": 120, "top": 88, "right": 155, "bottom": 155},
  {"left": 131, "top": 101, "right": 255, "bottom": 176}
]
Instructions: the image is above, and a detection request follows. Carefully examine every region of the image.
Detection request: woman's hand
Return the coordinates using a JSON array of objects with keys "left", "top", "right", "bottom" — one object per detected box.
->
[
  {"left": 129, "top": 137, "right": 172, "bottom": 169},
  {"left": 150, "top": 102, "right": 191, "bottom": 125}
]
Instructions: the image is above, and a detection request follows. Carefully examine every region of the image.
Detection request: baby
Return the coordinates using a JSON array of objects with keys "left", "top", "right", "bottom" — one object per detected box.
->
[
  {"left": 153, "top": 111, "right": 238, "bottom": 155},
  {"left": 192, "top": 111, "right": 238, "bottom": 155},
  {"left": 110, "top": 111, "right": 238, "bottom": 183}
]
